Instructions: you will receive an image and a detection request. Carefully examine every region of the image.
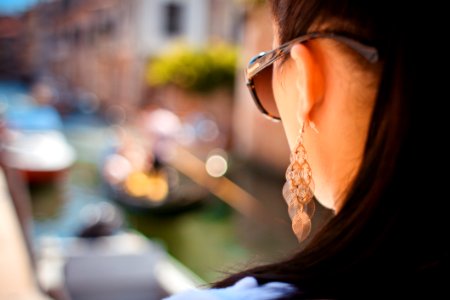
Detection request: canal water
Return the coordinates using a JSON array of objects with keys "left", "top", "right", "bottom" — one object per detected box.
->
[{"left": 30, "top": 112, "right": 304, "bottom": 282}]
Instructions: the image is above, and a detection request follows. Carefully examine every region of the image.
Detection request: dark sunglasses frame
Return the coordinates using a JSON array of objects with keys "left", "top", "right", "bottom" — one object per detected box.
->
[{"left": 245, "top": 32, "right": 379, "bottom": 121}]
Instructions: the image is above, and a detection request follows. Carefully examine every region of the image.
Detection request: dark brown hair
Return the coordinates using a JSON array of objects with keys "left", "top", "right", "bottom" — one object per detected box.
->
[{"left": 215, "top": 1, "right": 448, "bottom": 298}]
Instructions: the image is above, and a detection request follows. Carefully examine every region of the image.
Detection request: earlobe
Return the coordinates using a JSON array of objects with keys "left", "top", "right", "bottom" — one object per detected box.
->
[{"left": 290, "top": 43, "right": 324, "bottom": 124}]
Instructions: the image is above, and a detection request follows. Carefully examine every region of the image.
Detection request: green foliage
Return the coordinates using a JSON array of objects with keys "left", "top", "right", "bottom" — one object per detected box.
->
[{"left": 146, "top": 44, "right": 238, "bottom": 94}]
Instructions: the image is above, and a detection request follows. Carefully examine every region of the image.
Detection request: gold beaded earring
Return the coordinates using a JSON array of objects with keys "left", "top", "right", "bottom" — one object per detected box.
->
[{"left": 282, "top": 122, "right": 315, "bottom": 242}]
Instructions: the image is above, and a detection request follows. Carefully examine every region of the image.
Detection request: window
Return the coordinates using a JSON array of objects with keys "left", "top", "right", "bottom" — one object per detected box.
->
[{"left": 164, "top": 3, "right": 183, "bottom": 36}]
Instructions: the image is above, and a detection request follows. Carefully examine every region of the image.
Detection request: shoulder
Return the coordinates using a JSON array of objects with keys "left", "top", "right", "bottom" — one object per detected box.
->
[{"left": 163, "top": 276, "right": 296, "bottom": 300}]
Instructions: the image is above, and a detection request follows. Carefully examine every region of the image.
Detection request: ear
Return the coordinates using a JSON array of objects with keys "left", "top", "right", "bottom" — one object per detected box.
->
[{"left": 290, "top": 43, "right": 324, "bottom": 124}]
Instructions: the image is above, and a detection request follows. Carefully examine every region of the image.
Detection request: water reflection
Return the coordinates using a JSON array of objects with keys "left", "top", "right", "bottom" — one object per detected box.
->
[
  {"left": 18, "top": 110, "right": 299, "bottom": 283},
  {"left": 29, "top": 181, "right": 66, "bottom": 221}
]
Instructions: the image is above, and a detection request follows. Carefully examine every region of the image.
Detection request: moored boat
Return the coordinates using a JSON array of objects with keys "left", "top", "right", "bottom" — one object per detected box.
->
[{"left": 0, "top": 105, "right": 76, "bottom": 183}]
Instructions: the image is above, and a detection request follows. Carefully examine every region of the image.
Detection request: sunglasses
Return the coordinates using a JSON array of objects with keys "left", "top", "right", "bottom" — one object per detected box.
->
[{"left": 245, "top": 32, "right": 379, "bottom": 121}]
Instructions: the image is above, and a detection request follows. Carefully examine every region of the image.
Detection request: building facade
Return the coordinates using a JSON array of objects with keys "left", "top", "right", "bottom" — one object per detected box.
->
[{"left": 23, "top": 0, "right": 242, "bottom": 115}]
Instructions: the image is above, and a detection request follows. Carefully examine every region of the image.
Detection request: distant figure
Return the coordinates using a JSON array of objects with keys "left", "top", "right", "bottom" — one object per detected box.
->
[
  {"left": 165, "top": 0, "right": 447, "bottom": 299},
  {"left": 77, "top": 202, "right": 123, "bottom": 238}
]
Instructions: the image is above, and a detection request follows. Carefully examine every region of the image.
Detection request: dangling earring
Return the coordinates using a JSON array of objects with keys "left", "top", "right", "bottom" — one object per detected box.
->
[{"left": 282, "top": 122, "right": 315, "bottom": 242}]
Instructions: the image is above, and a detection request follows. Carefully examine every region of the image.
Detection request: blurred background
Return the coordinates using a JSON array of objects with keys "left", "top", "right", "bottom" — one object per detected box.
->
[{"left": 0, "top": 0, "right": 331, "bottom": 299}]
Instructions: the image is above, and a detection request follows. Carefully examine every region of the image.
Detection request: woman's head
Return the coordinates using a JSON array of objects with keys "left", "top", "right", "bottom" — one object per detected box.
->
[
  {"left": 233, "top": 0, "right": 447, "bottom": 296},
  {"left": 216, "top": 0, "right": 447, "bottom": 296}
]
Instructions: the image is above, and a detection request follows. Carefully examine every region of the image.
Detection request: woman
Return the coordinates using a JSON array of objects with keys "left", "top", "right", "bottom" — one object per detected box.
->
[{"left": 166, "top": 0, "right": 447, "bottom": 298}]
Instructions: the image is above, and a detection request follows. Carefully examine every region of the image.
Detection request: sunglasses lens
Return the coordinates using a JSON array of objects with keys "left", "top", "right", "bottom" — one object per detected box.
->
[{"left": 253, "top": 65, "right": 280, "bottom": 119}]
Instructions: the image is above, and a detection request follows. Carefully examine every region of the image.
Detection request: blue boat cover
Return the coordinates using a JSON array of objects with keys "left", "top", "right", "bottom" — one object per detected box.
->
[{"left": 4, "top": 106, "right": 63, "bottom": 131}]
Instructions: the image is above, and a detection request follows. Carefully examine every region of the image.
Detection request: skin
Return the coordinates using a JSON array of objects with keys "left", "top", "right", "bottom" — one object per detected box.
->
[{"left": 272, "top": 26, "right": 379, "bottom": 212}]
